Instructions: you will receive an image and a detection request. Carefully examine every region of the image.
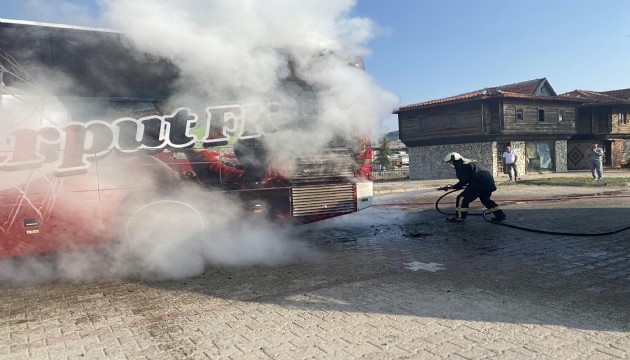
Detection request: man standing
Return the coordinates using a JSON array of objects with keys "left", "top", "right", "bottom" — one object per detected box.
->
[
  {"left": 502, "top": 145, "right": 518, "bottom": 181},
  {"left": 585, "top": 142, "right": 604, "bottom": 180},
  {"left": 440, "top": 152, "right": 506, "bottom": 222}
]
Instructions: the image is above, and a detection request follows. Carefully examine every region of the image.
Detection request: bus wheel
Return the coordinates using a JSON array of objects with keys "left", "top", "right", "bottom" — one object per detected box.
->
[
  {"left": 122, "top": 199, "right": 205, "bottom": 244},
  {"left": 113, "top": 195, "right": 207, "bottom": 276}
]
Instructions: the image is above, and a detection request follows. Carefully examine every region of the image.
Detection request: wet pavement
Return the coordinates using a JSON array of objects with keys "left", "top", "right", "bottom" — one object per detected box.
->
[{"left": 1, "top": 174, "right": 630, "bottom": 359}]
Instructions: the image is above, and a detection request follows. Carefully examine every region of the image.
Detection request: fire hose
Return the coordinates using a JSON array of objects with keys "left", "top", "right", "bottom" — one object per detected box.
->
[{"left": 433, "top": 186, "right": 630, "bottom": 236}]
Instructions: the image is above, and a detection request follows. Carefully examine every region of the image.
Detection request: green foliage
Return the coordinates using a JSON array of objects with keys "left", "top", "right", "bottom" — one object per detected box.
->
[{"left": 376, "top": 135, "right": 394, "bottom": 169}]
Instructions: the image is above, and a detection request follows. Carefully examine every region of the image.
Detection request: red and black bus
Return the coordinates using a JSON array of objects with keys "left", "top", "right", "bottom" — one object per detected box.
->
[{"left": 0, "top": 18, "right": 373, "bottom": 258}]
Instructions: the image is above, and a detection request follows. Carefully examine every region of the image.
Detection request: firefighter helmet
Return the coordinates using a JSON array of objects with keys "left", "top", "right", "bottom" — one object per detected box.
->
[{"left": 444, "top": 152, "right": 463, "bottom": 163}]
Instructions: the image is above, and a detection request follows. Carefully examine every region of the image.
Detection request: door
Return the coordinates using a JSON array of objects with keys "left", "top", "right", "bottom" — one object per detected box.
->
[{"left": 497, "top": 142, "right": 511, "bottom": 175}]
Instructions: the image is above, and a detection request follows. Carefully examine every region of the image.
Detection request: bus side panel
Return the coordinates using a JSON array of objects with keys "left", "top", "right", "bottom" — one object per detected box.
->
[
  {"left": 0, "top": 151, "right": 174, "bottom": 259},
  {"left": 0, "top": 167, "right": 104, "bottom": 258}
]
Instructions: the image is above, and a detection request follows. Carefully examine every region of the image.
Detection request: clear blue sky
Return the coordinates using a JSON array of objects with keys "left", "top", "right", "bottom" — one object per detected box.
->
[
  {"left": 352, "top": 0, "right": 630, "bottom": 130},
  {"left": 1, "top": 0, "right": 629, "bottom": 131}
]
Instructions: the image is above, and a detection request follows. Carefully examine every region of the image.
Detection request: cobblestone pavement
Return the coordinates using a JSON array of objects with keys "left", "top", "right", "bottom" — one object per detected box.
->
[{"left": 1, "top": 180, "right": 630, "bottom": 359}]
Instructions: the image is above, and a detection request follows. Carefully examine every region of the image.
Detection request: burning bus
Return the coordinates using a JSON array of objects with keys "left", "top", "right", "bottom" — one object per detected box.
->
[{"left": 0, "top": 19, "right": 374, "bottom": 259}]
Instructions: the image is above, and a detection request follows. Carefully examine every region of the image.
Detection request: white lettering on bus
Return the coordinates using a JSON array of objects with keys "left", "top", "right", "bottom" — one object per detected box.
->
[{"left": 0, "top": 103, "right": 278, "bottom": 176}]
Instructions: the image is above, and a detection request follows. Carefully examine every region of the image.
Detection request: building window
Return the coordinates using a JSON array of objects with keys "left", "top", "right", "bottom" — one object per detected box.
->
[
  {"left": 420, "top": 116, "right": 428, "bottom": 129},
  {"left": 515, "top": 108, "right": 523, "bottom": 122},
  {"left": 538, "top": 109, "right": 545, "bottom": 122},
  {"left": 558, "top": 110, "right": 564, "bottom": 122},
  {"left": 526, "top": 142, "right": 555, "bottom": 172},
  {"left": 449, "top": 112, "right": 458, "bottom": 126},
  {"left": 620, "top": 113, "right": 628, "bottom": 125}
]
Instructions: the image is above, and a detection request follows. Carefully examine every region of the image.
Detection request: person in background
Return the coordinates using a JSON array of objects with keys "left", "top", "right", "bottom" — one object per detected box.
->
[
  {"left": 439, "top": 152, "right": 506, "bottom": 222},
  {"left": 585, "top": 142, "right": 604, "bottom": 180},
  {"left": 502, "top": 145, "right": 518, "bottom": 181}
]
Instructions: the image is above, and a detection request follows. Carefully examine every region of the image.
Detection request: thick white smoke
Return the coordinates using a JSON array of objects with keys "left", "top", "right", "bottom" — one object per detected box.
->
[
  {"left": 0, "top": 183, "right": 315, "bottom": 284},
  {"left": 107, "top": 186, "right": 315, "bottom": 280},
  {"left": 101, "top": 0, "right": 399, "bottom": 164},
  {"left": 0, "top": 0, "right": 399, "bottom": 283}
]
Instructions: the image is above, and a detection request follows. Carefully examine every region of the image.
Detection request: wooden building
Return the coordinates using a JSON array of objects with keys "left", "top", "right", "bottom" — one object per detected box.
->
[
  {"left": 396, "top": 78, "right": 583, "bottom": 180},
  {"left": 560, "top": 89, "right": 630, "bottom": 169}
]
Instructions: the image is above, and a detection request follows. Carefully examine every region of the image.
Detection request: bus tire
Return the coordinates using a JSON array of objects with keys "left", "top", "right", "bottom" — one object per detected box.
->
[{"left": 113, "top": 191, "right": 206, "bottom": 252}]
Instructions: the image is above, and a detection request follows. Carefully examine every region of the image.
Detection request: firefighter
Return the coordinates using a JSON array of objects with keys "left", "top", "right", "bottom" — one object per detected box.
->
[{"left": 441, "top": 152, "right": 506, "bottom": 222}]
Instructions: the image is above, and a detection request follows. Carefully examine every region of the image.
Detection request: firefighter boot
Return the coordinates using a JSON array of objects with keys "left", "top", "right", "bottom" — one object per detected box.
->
[
  {"left": 492, "top": 210, "right": 507, "bottom": 221},
  {"left": 446, "top": 216, "right": 465, "bottom": 222}
]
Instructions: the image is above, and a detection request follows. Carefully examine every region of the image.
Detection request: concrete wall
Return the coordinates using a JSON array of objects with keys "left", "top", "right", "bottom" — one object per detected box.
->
[
  {"left": 619, "top": 139, "right": 630, "bottom": 168},
  {"left": 555, "top": 140, "right": 568, "bottom": 172},
  {"left": 408, "top": 139, "right": 568, "bottom": 180},
  {"left": 408, "top": 142, "right": 495, "bottom": 180}
]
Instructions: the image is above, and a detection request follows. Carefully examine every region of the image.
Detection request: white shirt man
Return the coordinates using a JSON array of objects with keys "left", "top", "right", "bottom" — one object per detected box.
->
[{"left": 502, "top": 146, "right": 518, "bottom": 181}]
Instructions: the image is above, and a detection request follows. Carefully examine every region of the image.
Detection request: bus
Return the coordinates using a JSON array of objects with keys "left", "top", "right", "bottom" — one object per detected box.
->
[{"left": 0, "top": 19, "right": 373, "bottom": 258}]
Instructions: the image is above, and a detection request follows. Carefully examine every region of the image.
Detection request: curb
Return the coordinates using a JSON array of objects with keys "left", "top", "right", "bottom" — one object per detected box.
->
[
  {"left": 374, "top": 188, "right": 429, "bottom": 195},
  {"left": 373, "top": 180, "right": 630, "bottom": 195}
]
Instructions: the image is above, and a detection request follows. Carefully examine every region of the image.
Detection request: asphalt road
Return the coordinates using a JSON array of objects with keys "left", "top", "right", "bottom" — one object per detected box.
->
[{"left": 1, "top": 183, "right": 630, "bottom": 359}]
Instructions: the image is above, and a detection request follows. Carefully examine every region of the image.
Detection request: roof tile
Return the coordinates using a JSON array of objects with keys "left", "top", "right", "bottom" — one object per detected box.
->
[
  {"left": 560, "top": 89, "right": 630, "bottom": 105},
  {"left": 600, "top": 88, "right": 630, "bottom": 101},
  {"left": 398, "top": 78, "right": 575, "bottom": 111}
]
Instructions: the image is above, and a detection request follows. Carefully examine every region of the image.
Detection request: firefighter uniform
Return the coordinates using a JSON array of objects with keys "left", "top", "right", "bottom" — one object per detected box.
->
[{"left": 445, "top": 153, "right": 506, "bottom": 222}]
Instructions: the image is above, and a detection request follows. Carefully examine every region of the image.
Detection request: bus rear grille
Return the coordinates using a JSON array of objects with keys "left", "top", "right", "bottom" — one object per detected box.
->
[
  {"left": 292, "top": 184, "right": 355, "bottom": 216},
  {"left": 291, "top": 154, "right": 355, "bottom": 183}
]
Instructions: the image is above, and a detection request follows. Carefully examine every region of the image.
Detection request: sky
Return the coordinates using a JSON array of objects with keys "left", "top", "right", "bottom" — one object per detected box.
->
[{"left": 1, "top": 0, "right": 629, "bottom": 132}]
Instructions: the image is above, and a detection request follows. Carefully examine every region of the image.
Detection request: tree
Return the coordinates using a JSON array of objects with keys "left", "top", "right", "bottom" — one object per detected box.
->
[{"left": 376, "top": 135, "right": 394, "bottom": 170}]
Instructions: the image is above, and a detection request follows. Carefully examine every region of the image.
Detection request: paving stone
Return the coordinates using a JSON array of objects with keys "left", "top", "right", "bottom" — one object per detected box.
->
[{"left": 2, "top": 182, "right": 630, "bottom": 358}]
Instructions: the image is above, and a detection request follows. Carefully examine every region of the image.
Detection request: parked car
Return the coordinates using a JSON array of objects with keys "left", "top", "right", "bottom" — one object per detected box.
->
[{"left": 389, "top": 150, "right": 409, "bottom": 167}]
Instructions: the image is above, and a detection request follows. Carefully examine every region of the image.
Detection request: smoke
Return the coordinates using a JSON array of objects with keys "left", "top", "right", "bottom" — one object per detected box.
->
[
  {"left": 0, "top": 0, "right": 399, "bottom": 284},
  {"left": 108, "top": 185, "right": 314, "bottom": 280},
  {"left": 0, "top": 183, "right": 314, "bottom": 284},
  {"left": 101, "top": 0, "right": 399, "bottom": 162}
]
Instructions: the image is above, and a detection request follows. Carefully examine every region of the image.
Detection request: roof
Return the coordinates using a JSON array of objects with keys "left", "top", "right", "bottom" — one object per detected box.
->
[
  {"left": 560, "top": 89, "right": 630, "bottom": 106},
  {"left": 0, "top": 18, "right": 118, "bottom": 33},
  {"left": 600, "top": 88, "right": 630, "bottom": 101},
  {"left": 397, "top": 78, "right": 574, "bottom": 112},
  {"left": 0, "top": 18, "right": 178, "bottom": 98},
  {"left": 494, "top": 78, "right": 551, "bottom": 95}
]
